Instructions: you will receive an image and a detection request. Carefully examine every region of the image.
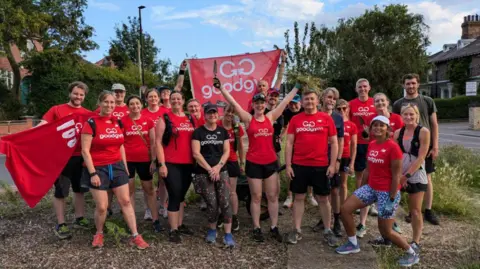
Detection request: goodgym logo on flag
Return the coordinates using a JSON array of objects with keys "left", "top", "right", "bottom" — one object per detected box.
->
[{"left": 188, "top": 50, "right": 281, "bottom": 111}]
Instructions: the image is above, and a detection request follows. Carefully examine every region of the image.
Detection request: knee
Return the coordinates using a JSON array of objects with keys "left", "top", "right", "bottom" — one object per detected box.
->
[
  {"left": 251, "top": 193, "right": 262, "bottom": 204},
  {"left": 410, "top": 208, "right": 422, "bottom": 219},
  {"left": 331, "top": 188, "right": 339, "bottom": 195},
  {"left": 294, "top": 194, "right": 306, "bottom": 202},
  {"left": 265, "top": 192, "right": 278, "bottom": 202},
  {"left": 96, "top": 203, "right": 108, "bottom": 215},
  {"left": 143, "top": 185, "right": 155, "bottom": 196},
  {"left": 118, "top": 197, "right": 132, "bottom": 208},
  {"left": 316, "top": 195, "right": 329, "bottom": 204}
]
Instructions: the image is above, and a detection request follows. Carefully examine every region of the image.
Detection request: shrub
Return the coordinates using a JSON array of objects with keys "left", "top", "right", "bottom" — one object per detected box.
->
[
  {"left": 0, "top": 82, "right": 24, "bottom": 120},
  {"left": 434, "top": 95, "right": 480, "bottom": 120},
  {"left": 436, "top": 145, "right": 480, "bottom": 188}
]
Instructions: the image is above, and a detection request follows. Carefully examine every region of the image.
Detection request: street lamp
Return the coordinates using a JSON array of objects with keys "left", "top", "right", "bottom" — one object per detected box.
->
[{"left": 138, "top": 5, "right": 146, "bottom": 86}]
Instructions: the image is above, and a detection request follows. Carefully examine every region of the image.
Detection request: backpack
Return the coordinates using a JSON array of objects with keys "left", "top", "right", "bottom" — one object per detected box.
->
[
  {"left": 87, "top": 117, "right": 123, "bottom": 138},
  {"left": 397, "top": 125, "right": 422, "bottom": 157},
  {"left": 233, "top": 122, "right": 240, "bottom": 152},
  {"left": 162, "top": 113, "right": 195, "bottom": 146}
]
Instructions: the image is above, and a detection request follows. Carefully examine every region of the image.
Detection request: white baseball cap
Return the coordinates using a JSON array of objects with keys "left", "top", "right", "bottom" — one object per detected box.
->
[
  {"left": 112, "top": 83, "right": 126, "bottom": 91},
  {"left": 370, "top": 115, "right": 390, "bottom": 126}
]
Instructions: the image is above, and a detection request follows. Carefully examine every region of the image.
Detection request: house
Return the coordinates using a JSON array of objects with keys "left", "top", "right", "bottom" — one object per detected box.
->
[{"left": 422, "top": 15, "right": 480, "bottom": 99}]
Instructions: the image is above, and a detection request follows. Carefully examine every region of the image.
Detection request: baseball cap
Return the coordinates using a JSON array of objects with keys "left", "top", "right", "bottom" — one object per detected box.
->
[
  {"left": 370, "top": 115, "right": 390, "bottom": 126},
  {"left": 204, "top": 103, "right": 218, "bottom": 113},
  {"left": 267, "top": 88, "right": 280, "bottom": 96},
  {"left": 252, "top": 93, "right": 266, "bottom": 102},
  {"left": 290, "top": 94, "right": 301, "bottom": 103},
  {"left": 156, "top": 86, "right": 171, "bottom": 93},
  {"left": 111, "top": 83, "right": 126, "bottom": 91}
]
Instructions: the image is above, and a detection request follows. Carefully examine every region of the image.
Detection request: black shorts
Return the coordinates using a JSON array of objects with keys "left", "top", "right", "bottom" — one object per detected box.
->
[
  {"left": 54, "top": 156, "right": 88, "bottom": 199},
  {"left": 81, "top": 161, "right": 129, "bottom": 191},
  {"left": 245, "top": 160, "right": 279, "bottom": 179},
  {"left": 425, "top": 155, "right": 435, "bottom": 174},
  {"left": 340, "top": 157, "right": 351, "bottom": 173},
  {"left": 406, "top": 182, "right": 428, "bottom": 194},
  {"left": 354, "top": 144, "right": 368, "bottom": 172},
  {"left": 226, "top": 161, "right": 241, "bottom": 178},
  {"left": 290, "top": 164, "right": 331, "bottom": 196},
  {"left": 330, "top": 173, "right": 340, "bottom": 189},
  {"left": 127, "top": 162, "right": 152, "bottom": 181}
]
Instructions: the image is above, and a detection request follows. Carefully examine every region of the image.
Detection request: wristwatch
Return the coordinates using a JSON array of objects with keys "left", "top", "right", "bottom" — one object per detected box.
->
[
  {"left": 219, "top": 161, "right": 225, "bottom": 166},
  {"left": 336, "top": 158, "right": 341, "bottom": 163},
  {"left": 405, "top": 173, "right": 412, "bottom": 178},
  {"left": 89, "top": 171, "right": 98, "bottom": 177}
]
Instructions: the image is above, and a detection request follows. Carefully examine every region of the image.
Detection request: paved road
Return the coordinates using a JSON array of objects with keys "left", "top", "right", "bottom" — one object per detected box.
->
[{"left": 1, "top": 122, "right": 480, "bottom": 186}]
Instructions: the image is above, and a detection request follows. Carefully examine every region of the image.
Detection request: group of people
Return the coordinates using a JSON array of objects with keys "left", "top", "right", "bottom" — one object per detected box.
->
[{"left": 38, "top": 55, "right": 440, "bottom": 267}]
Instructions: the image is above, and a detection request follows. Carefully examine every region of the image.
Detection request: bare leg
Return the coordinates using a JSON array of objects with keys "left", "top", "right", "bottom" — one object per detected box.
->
[
  {"left": 409, "top": 192, "right": 425, "bottom": 243},
  {"left": 424, "top": 174, "right": 433, "bottom": 210},
  {"left": 293, "top": 193, "right": 306, "bottom": 230},
  {"left": 340, "top": 195, "right": 366, "bottom": 237},
  {"left": 114, "top": 184, "right": 138, "bottom": 234},
  {"left": 90, "top": 189, "right": 109, "bottom": 233},
  {"left": 248, "top": 178, "right": 263, "bottom": 228},
  {"left": 316, "top": 195, "right": 332, "bottom": 230},
  {"left": 141, "top": 180, "right": 159, "bottom": 221},
  {"left": 264, "top": 172, "right": 280, "bottom": 228},
  {"left": 54, "top": 197, "right": 66, "bottom": 224},
  {"left": 378, "top": 218, "right": 410, "bottom": 250}
]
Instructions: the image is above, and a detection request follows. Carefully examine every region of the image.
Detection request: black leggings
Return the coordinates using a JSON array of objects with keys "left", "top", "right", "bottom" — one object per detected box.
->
[{"left": 164, "top": 163, "right": 193, "bottom": 212}]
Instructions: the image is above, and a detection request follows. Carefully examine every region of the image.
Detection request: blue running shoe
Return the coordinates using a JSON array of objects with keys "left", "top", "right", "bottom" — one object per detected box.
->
[
  {"left": 205, "top": 229, "right": 217, "bottom": 244},
  {"left": 223, "top": 233, "right": 236, "bottom": 248},
  {"left": 398, "top": 252, "right": 420, "bottom": 267},
  {"left": 335, "top": 241, "right": 361, "bottom": 255}
]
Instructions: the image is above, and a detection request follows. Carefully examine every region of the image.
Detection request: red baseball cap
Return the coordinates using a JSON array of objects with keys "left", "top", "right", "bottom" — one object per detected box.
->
[{"left": 268, "top": 88, "right": 280, "bottom": 96}]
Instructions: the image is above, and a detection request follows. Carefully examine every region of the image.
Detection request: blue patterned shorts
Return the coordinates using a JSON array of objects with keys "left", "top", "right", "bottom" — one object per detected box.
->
[{"left": 353, "top": 185, "right": 401, "bottom": 219}]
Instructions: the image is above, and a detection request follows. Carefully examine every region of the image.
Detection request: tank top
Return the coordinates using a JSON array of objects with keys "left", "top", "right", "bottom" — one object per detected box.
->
[
  {"left": 402, "top": 137, "right": 428, "bottom": 184},
  {"left": 163, "top": 111, "right": 194, "bottom": 164},
  {"left": 246, "top": 116, "right": 277, "bottom": 165}
]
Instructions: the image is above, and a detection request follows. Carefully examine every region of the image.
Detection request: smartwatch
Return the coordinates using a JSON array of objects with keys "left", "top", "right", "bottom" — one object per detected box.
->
[
  {"left": 336, "top": 158, "right": 341, "bottom": 163},
  {"left": 405, "top": 173, "right": 412, "bottom": 178}
]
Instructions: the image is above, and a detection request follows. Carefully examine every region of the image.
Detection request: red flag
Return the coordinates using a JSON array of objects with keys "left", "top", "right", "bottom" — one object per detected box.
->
[
  {"left": 0, "top": 114, "right": 91, "bottom": 208},
  {"left": 188, "top": 50, "right": 281, "bottom": 111}
]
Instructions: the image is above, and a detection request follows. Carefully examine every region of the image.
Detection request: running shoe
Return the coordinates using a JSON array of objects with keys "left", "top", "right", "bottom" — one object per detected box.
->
[
  {"left": 336, "top": 241, "right": 360, "bottom": 255},
  {"left": 355, "top": 209, "right": 361, "bottom": 215},
  {"left": 158, "top": 206, "right": 168, "bottom": 219},
  {"left": 368, "top": 236, "right": 392, "bottom": 248},
  {"left": 405, "top": 213, "right": 412, "bottom": 223},
  {"left": 356, "top": 224, "right": 367, "bottom": 238},
  {"left": 411, "top": 242, "right": 421, "bottom": 254},
  {"left": 205, "top": 229, "right": 217, "bottom": 244},
  {"left": 169, "top": 229, "right": 181, "bottom": 243},
  {"left": 424, "top": 210, "right": 440, "bottom": 225},
  {"left": 324, "top": 230, "right": 340, "bottom": 247},
  {"left": 398, "top": 252, "right": 420, "bottom": 267},
  {"left": 285, "top": 229, "right": 303, "bottom": 244},
  {"left": 307, "top": 195, "right": 319, "bottom": 207},
  {"left": 144, "top": 209, "right": 152, "bottom": 221},
  {"left": 283, "top": 196, "right": 293, "bottom": 208},
  {"left": 178, "top": 224, "right": 194, "bottom": 236},
  {"left": 270, "top": 226, "right": 283, "bottom": 243},
  {"left": 153, "top": 219, "right": 164, "bottom": 233},
  {"left": 92, "top": 233, "right": 104, "bottom": 248},
  {"left": 312, "top": 219, "right": 324, "bottom": 232},
  {"left": 333, "top": 219, "right": 342, "bottom": 237},
  {"left": 129, "top": 234, "right": 149, "bottom": 250},
  {"left": 232, "top": 215, "right": 240, "bottom": 232},
  {"left": 369, "top": 204, "right": 379, "bottom": 216},
  {"left": 217, "top": 214, "right": 224, "bottom": 229},
  {"left": 223, "top": 233, "right": 236, "bottom": 248},
  {"left": 54, "top": 224, "right": 72, "bottom": 240},
  {"left": 252, "top": 228, "right": 264, "bottom": 242},
  {"left": 73, "top": 217, "right": 90, "bottom": 229},
  {"left": 393, "top": 222, "right": 402, "bottom": 234}
]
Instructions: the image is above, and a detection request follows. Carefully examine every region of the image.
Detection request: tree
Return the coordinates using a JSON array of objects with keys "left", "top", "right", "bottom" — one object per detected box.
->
[
  {"left": 109, "top": 16, "right": 161, "bottom": 73},
  {"left": 0, "top": 0, "right": 97, "bottom": 99},
  {"left": 447, "top": 57, "right": 471, "bottom": 95}
]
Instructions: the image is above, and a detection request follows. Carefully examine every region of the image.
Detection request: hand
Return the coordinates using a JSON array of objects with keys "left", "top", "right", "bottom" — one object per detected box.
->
[
  {"left": 213, "top": 77, "right": 221, "bottom": 89},
  {"left": 361, "top": 127, "right": 370, "bottom": 139},
  {"left": 239, "top": 162, "right": 245, "bottom": 175},
  {"left": 159, "top": 165, "right": 168, "bottom": 178},
  {"left": 400, "top": 175, "right": 408, "bottom": 187},
  {"left": 149, "top": 161, "right": 156, "bottom": 175},
  {"left": 90, "top": 175, "right": 101, "bottom": 187},
  {"left": 286, "top": 165, "right": 295, "bottom": 180},
  {"left": 348, "top": 164, "right": 354, "bottom": 176},
  {"left": 383, "top": 199, "right": 396, "bottom": 216},
  {"left": 326, "top": 165, "right": 336, "bottom": 178},
  {"left": 428, "top": 147, "right": 439, "bottom": 160},
  {"left": 209, "top": 165, "right": 221, "bottom": 181},
  {"left": 180, "top": 60, "right": 187, "bottom": 71}
]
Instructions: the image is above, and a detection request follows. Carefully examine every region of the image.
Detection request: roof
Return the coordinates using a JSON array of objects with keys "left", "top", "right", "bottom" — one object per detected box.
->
[{"left": 429, "top": 38, "right": 480, "bottom": 63}]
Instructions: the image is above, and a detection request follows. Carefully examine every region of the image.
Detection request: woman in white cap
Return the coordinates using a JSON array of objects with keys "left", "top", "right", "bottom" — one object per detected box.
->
[{"left": 335, "top": 115, "right": 419, "bottom": 267}]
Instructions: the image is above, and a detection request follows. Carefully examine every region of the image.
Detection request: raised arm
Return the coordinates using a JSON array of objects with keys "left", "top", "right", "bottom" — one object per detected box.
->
[
  {"left": 267, "top": 83, "right": 300, "bottom": 122},
  {"left": 214, "top": 78, "right": 252, "bottom": 124},
  {"left": 272, "top": 50, "right": 287, "bottom": 89},
  {"left": 174, "top": 60, "right": 188, "bottom": 91}
]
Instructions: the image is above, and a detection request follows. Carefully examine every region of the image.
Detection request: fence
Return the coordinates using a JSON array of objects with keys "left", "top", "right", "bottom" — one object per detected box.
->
[{"left": 0, "top": 117, "right": 41, "bottom": 137}]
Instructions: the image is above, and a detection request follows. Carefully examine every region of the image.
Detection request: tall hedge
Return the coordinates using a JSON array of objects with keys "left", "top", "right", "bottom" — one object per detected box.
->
[
  {"left": 434, "top": 95, "right": 480, "bottom": 120},
  {"left": 23, "top": 50, "right": 160, "bottom": 117}
]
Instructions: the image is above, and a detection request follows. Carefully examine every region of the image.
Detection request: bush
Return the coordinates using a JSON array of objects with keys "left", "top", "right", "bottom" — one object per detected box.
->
[
  {"left": 0, "top": 81, "right": 24, "bottom": 120},
  {"left": 434, "top": 95, "right": 480, "bottom": 120},
  {"left": 436, "top": 145, "right": 480, "bottom": 188}
]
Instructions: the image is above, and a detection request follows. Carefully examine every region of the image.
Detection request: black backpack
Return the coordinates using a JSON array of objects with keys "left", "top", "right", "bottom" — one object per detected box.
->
[
  {"left": 162, "top": 113, "right": 195, "bottom": 147},
  {"left": 397, "top": 125, "right": 422, "bottom": 157},
  {"left": 87, "top": 117, "right": 123, "bottom": 137}
]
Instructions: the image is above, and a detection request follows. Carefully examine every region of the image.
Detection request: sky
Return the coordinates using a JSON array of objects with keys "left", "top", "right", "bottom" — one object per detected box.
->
[{"left": 83, "top": 0, "right": 479, "bottom": 69}]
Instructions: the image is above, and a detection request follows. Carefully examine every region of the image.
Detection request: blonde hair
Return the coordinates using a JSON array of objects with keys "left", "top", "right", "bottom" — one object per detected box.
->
[
  {"left": 401, "top": 104, "right": 420, "bottom": 124},
  {"left": 356, "top": 78, "right": 370, "bottom": 88},
  {"left": 97, "top": 90, "right": 115, "bottom": 106},
  {"left": 336, "top": 99, "right": 348, "bottom": 107},
  {"left": 373, "top": 92, "right": 390, "bottom": 105},
  {"left": 320, "top": 87, "right": 340, "bottom": 106}
]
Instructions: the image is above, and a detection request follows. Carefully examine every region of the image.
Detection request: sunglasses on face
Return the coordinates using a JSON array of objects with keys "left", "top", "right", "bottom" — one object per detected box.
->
[{"left": 337, "top": 107, "right": 347, "bottom": 111}]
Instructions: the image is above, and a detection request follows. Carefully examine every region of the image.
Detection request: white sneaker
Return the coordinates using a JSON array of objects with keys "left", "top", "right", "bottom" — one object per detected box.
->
[
  {"left": 144, "top": 209, "right": 152, "bottom": 221},
  {"left": 283, "top": 196, "right": 293, "bottom": 208},
  {"left": 369, "top": 204, "right": 379, "bottom": 216},
  {"left": 159, "top": 206, "right": 168, "bottom": 219},
  {"left": 307, "top": 195, "right": 319, "bottom": 207}
]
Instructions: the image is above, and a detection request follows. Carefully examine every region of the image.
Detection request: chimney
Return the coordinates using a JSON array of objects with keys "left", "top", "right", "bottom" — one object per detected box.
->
[{"left": 462, "top": 14, "right": 480, "bottom": 39}]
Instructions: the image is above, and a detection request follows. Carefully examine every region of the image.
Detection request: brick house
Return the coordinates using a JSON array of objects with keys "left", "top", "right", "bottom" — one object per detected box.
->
[{"left": 422, "top": 15, "right": 480, "bottom": 99}]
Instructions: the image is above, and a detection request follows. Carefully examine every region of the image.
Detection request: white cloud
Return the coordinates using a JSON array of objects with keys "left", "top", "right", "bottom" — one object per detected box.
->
[
  {"left": 242, "top": 40, "right": 273, "bottom": 49},
  {"left": 202, "top": 19, "right": 240, "bottom": 31},
  {"left": 151, "top": 5, "right": 244, "bottom": 21},
  {"left": 90, "top": 0, "right": 120, "bottom": 12},
  {"left": 154, "top": 22, "right": 192, "bottom": 30},
  {"left": 263, "top": 0, "right": 325, "bottom": 20}
]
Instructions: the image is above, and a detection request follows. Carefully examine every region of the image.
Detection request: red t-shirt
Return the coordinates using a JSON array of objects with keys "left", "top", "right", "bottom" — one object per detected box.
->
[
  {"left": 218, "top": 120, "right": 245, "bottom": 162},
  {"left": 246, "top": 117, "right": 277, "bottom": 165},
  {"left": 141, "top": 106, "right": 170, "bottom": 126},
  {"left": 342, "top": 120, "right": 357, "bottom": 158},
  {"left": 163, "top": 112, "right": 194, "bottom": 164},
  {"left": 367, "top": 139, "right": 403, "bottom": 192},
  {"left": 348, "top": 98, "right": 375, "bottom": 144},
  {"left": 193, "top": 114, "right": 205, "bottom": 127},
  {"left": 94, "top": 104, "right": 129, "bottom": 119},
  {"left": 122, "top": 115, "right": 155, "bottom": 162},
  {"left": 366, "top": 113, "right": 404, "bottom": 140},
  {"left": 287, "top": 111, "right": 337, "bottom": 167},
  {"left": 81, "top": 116, "right": 124, "bottom": 166},
  {"left": 42, "top": 103, "right": 93, "bottom": 156}
]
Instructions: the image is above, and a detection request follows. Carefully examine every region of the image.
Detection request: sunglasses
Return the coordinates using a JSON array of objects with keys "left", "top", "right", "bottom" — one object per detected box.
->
[{"left": 337, "top": 107, "right": 348, "bottom": 111}]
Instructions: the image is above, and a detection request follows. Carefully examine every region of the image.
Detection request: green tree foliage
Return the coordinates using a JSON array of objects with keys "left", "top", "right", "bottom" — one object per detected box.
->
[
  {"left": 447, "top": 57, "right": 471, "bottom": 95},
  {"left": 0, "top": 0, "right": 97, "bottom": 99},
  {"left": 284, "top": 4, "right": 430, "bottom": 100}
]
